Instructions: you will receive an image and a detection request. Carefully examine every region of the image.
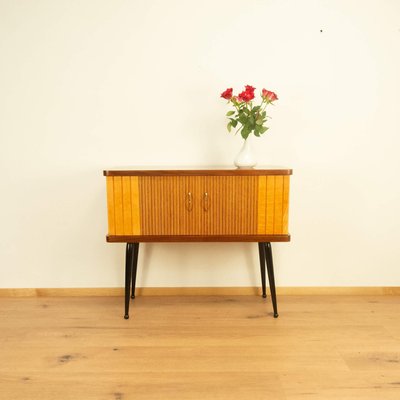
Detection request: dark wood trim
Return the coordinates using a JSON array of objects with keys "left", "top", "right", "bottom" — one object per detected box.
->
[
  {"left": 106, "top": 234, "right": 291, "bottom": 243},
  {"left": 103, "top": 169, "right": 293, "bottom": 177}
]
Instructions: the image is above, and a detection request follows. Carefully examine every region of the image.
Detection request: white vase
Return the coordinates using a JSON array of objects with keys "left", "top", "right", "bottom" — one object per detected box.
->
[{"left": 234, "top": 137, "right": 257, "bottom": 168}]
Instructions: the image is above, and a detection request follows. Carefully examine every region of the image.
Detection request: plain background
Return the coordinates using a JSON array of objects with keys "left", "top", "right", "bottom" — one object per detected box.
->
[{"left": 1, "top": 0, "right": 399, "bottom": 288}]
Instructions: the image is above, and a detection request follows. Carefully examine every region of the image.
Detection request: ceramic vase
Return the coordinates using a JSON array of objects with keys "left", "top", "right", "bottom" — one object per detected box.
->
[{"left": 234, "top": 137, "right": 257, "bottom": 168}]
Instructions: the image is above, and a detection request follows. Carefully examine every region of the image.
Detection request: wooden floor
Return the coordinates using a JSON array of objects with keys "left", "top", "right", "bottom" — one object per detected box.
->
[{"left": 1, "top": 295, "right": 400, "bottom": 399}]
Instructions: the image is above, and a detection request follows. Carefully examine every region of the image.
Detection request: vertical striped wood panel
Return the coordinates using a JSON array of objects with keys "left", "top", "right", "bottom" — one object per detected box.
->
[
  {"left": 122, "top": 177, "right": 132, "bottom": 235},
  {"left": 204, "top": 176, "right": 257, "bottom": 235},
  {"left": 273, "top": 176, "right": 284, "bottom": 234},
  {"left": 105, "top": 176, "right": 141, "bottom": 236},
  {"left": 257, "top": 175, "right": 290, "bottom": 235},
  {"left": 130, "top": 177, "right": 141, "bottom": 235},
  {"left": 282, "top": 176, "right": 290, "bottom": 234},
  {"left": 113, "top": 177, "right": 124, "bottom": 234},
  {"left": 257, "top": 176, "right": 266, "bottom": 234},
  {"left": 140, "top": 176, "right": 183, "bottom": 235},
  {"left": 139, "top": 176, "right": 150, "bottom": 235},
  {"left": 192, "top": 176, "right": 202, "bottom": 235},
  {"left": 106, "top": 177, "right": 115, "bottom": 235},
  {"left": 265, "top": 176, "right": 276, "bottom": 234},
  {"left": 138, "top": 176, "right": 257, "bottom": 235},
  {"left": 248, "top": 176, "right": 256, "bottom": 234}
]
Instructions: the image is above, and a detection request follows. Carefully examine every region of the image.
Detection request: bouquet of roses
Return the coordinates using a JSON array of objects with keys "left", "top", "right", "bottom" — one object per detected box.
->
[{"left": 220, "top": 85, "right": 278, "bottom": 139}]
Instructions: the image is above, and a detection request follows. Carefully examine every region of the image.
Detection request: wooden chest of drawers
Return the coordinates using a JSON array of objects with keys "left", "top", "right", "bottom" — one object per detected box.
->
[{"left": 104, "top": 168, "right": 292, "bottom": 319}]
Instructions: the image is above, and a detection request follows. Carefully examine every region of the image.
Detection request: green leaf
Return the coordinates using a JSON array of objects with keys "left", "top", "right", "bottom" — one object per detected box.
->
[
  {"left": 247, "top": 117, "right": 255, "bottom": 132},
  {"left": 253, "top": 106, "right": 261, "bottom": 112},
  {"left": 231, "top": 119, "right": 238, "bottom": 128},
  {"left": 238, "top": 113, "right": 248, "bottom": 125},
  {"left": 226, "top": 111, "right": 235, "bottom": 116},
  {"left": 256, "top": 118, "right": 263, "bottom": 125},
  {"left": 241, "top": 126, "right": 250, "bottom": 139},
  {"left": 227, "top": 122, "right": 232, "bottom": 132},
  {"left": 259, "top": 126, "right": 269, "bottom": 134}
]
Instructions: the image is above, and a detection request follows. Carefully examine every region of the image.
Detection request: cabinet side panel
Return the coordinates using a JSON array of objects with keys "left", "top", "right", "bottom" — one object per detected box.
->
[
  {"left": 273, "top": 176, "right": 284, "bottom": 234},
  {"left": 106, "top": 177, "right": 116, "bottom": 235},
  {"left": 130, "top": 177, "right": 141, "bottom": 235},
  {"left": 265, "top": 176, "right": 275, "bottom": 234},
  {"left": 282, "top": 176, "right": 290, "bottom": 234},
  {"left": 257, "top": 176, "right": 267, "bottom": 234},
  {"left": 113, "top": 177, "right": 124, "bottom": 235},
  {"left": 122, "top": 176, "right": 132, "bottom": 235}
]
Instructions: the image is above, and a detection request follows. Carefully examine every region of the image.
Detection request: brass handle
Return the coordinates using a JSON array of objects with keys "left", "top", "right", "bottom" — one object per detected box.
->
[
  {"left": 203, "top": 192, "right": 209, "bottom": 212},
  {"left": 186, "top": 192, "right": 193, "bottom": 211}
]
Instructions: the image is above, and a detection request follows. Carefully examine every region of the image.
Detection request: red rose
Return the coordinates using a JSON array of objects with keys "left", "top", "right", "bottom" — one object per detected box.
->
[
  {"left": 245, "top": 85, "right": 256, "bottom": 94},
  {"left": 238, "top": 90, "right": 255, "bottom": 102},
  {"left": 220, "top": 88, "right": 233, "bottom": 100},
  {"left": 262, "top": 89, "right": 278, "bottom": 102}
]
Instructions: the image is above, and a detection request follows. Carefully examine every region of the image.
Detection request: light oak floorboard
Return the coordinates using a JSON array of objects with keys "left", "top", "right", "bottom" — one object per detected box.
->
[{"left": 0, "top": 295, "right": 399, "bottom": 399}]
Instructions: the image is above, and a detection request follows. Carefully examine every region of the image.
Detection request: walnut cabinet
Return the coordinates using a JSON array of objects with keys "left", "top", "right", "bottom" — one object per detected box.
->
[{"left": 104, "top": 169, "right": 292, "bottom": 319}]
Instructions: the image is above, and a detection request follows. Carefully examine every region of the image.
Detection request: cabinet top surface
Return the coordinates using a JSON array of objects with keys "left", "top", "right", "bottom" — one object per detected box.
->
[{"left": 103, "top": 167, "right": 292, "bottom": 176}]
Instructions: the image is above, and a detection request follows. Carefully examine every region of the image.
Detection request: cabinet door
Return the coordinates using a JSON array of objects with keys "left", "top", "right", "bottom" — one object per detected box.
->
[
  {"left": 202, "top": 176, "right": 258, "bottom": 235},
  {"left": 139, "top": 176, "right": 197, "bottom": 235},
  {"left": 138, "top": 175, "right": 258, "bottom": 235}
]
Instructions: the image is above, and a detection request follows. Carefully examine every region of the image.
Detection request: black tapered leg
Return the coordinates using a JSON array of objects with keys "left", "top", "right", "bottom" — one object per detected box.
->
[
  {"left": 258, "top": 243, "right": 267, "bottom": 298},
  {"left": 124, "top": 243, "right": 133, "bottom": 319},
  {"left": 131, "top": 243, "right": 139, "bottom": 299},
  {"left": 265, "top": 242, "right": 278, "bottom": 318}
]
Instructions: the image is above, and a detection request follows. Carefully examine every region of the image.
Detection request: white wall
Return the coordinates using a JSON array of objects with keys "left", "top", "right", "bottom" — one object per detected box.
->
[{"left": 1, "top": 0, "right": 399, "bottom": 288}]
